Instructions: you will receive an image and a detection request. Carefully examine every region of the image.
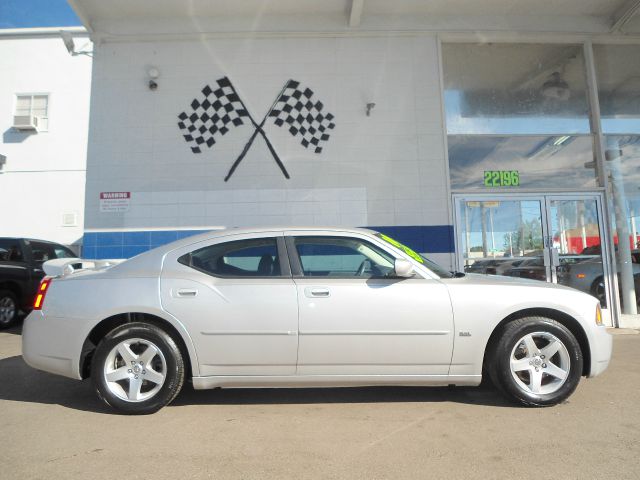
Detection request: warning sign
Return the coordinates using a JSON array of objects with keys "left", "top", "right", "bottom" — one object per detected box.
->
[{"left": 100, "top": 192, "right": 131, "bottom": 212}]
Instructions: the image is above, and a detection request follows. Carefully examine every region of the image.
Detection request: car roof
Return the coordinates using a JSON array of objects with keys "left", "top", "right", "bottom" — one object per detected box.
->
[
  {"left": 0, "top": 237, "right": 67, "bottom": 245},
  {"left": 107, "top": 226, "right": 383, "bottom": 274},
  {"left": 166, "top": 225, "right": 380, "bottom": 249}
]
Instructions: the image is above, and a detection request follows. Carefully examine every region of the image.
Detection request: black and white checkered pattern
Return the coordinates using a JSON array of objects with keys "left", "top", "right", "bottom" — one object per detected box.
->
[
  {"left": 269, "top": 80, "right": 335, "bottom": 154},
  {"left": 178, "top": 77, "right": 248, "bottom": 154}
]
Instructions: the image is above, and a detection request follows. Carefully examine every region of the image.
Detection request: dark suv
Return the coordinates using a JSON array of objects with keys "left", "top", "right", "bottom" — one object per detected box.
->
[{"left": 0, "top": 238, "right": 76, "bottom": 328}]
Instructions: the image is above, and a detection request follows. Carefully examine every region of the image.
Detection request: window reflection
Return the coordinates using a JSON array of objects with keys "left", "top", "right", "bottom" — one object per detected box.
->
[
  {"left": 604, "top": 135, "right": 640, "bottom": 312},
  {"left": 448, "top": 135, "right": 597, "bottom": 190},
  {"left": 443, "top": 43, "right": 591, "bottom": 135},
  {"left": 594, "top": 45, "right": 640, "bottom": 134}
]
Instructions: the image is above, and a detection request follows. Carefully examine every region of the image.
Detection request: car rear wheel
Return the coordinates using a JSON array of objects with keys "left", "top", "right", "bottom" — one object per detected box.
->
[
  {"left": 91, "top": 322, "right": 185, "bottom": 414},
  {"left": 0, "top": 290, "right": 19, "bottom": 329},
  {"left": 490, "top": 317, "right": 582, "bottom": 407}
]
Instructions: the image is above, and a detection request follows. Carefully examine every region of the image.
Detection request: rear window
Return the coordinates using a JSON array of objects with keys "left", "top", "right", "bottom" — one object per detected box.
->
[
  {"left": 29, "top": 241, "right": 76, "bottom": 264},
  {"left": 178, "top": 237, "right": 283, "bottom": 277}
]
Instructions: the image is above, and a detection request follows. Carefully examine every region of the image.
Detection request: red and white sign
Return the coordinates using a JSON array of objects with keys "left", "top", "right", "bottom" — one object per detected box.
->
[{"left": 100, "top": 192, "right": 131, "bottom": 212}]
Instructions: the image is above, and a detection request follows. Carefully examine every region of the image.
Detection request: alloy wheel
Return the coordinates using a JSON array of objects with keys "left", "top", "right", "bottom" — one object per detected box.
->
[
  {"left": 103, "top": 338, "right": 167, "bottom": 402},
  {"left": 509, "top": 331, "right": 571, "bottom": 395}
]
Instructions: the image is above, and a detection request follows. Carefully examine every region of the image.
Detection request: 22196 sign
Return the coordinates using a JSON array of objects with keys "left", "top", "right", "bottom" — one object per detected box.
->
[{"left": 484, "top": 170, "right": 520, "bottom": 187}]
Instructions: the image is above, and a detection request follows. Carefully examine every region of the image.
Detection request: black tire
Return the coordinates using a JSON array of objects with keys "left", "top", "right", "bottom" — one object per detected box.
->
[
  {"left": 91, "top": 322, "right": 185, "bottom": 414},
  {"left": 490, "top": 317, "right": 583, "bottom": 407},
  {"left": 0, "top": 289, "right": 19, "bottom": 329},
  {"left": 590, "top": 276, "right": 606, "bottom": 305}
]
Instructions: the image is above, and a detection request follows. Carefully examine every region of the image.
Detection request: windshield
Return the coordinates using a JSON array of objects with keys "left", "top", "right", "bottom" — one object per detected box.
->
[{"left": 375, "top": 233, "right": 454, "bottom": 278}]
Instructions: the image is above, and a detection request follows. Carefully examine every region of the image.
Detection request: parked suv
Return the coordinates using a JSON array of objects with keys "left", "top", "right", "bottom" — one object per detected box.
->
[{"left": 0, "top": 238, "right": 76, "bottom": 328}]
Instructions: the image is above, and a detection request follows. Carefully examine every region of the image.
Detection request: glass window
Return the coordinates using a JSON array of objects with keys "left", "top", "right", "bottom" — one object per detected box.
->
[
  {"left": 53, "top": 246, "right": 76, "bottom": 258},
  {"left": 293, "top": 237, "right": 394, "bottom": 278},
  {"left": 15, "top": 94, "right": 49, "bottom": 117},
  {"left": 594, "top": 45, "right": 640, "bottom": 134},
  {"left": 602, "top": 135, "right": 640, "bottom": 311},
  {"left": 442, "top": 43, "right": 590, "bottom": 135},
  {"left": 29, "top": 242, "right": 53, "bottom": 264},
  {"left": 0, "top": 239, "right": 24, "bottom": 262},
  {"left": 27, "top": 242, "right": 75, "bottom": 264},
  {"left": 375, "top": 233, "right": 453, "bottom": 278},
  {"left": 179, "top": 238, "right": 283, "bottom": 277},
  {"left": 448, "top": 135, "right": 597, "bottom": 190},
  {"left": 442, "top": 43, "right": 595, "bottom": 191}
]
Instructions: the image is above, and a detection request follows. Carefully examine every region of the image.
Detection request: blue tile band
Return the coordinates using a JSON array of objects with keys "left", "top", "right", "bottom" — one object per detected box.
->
[{"left": 82, "top": 226, "right": 455, "bottom": 259}]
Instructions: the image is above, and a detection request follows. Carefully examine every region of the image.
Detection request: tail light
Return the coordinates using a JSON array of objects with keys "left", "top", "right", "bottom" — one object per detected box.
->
[{"left": 33, "top": 278, "right": 52, "bottom": 310}]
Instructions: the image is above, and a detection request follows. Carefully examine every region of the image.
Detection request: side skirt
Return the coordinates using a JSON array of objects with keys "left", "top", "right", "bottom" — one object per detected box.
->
[{"left": 192, "top": 374, "right": 482, "bottom": 390}]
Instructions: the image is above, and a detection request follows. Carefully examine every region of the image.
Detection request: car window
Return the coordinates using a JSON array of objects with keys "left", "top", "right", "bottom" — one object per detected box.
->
[
  {"left": 53, "top": 246, "right": 76, "bottom": 258},
  {"left": 29, "top": 242, "right": 54, "bottom": 264},
  {"left": 375, "top": 233, "right": 453, "bottom": 278},
  {"left": 0, "top": 239, "right": 24, "bottom": 262},
  {"left": 293, "top": 236, "right": 395, "bottom": 278},
  {"left": 178, "top": 237, "right": 283, "bottom": 277}
]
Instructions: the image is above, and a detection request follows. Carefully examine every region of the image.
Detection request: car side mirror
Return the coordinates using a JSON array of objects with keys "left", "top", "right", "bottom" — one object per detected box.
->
[
  {"left": 0, "top": 248, "right": 7, "bottom": 261},
  {"left": 394, "top": 258, "right": 414, "bottom": 278}
]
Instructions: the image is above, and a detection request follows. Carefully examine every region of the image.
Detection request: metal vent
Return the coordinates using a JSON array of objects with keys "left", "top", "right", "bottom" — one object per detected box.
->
[
  {"left": 13, "top": 115, "right": 39, "bottom": 131},
  {"left": 62, "top": 212, "right": 78, "bottom": 227}
]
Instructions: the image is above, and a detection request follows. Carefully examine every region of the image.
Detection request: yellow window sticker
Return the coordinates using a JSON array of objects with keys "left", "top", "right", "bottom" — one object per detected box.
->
[{"left": 378, "top": 234, "right": 425, "bottom": 264}]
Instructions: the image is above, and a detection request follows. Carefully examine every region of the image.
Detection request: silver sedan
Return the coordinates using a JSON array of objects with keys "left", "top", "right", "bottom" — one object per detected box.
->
[{"left": 22, "top": 227, "right": 612, "bottom": 414}]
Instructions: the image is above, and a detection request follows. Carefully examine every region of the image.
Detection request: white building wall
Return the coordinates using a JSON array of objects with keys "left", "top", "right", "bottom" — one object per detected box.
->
[
  {"left": 0, "top": 33, "right": 92, "bottom": 246},
  {"left": 85, "top": 35, "right": 452, "bottom": 266}
]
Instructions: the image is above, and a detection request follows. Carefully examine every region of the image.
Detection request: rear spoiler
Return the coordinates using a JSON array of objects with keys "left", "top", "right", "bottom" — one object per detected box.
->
[{"left": 42, "top": 258, "right": 126, "bottom": 277}]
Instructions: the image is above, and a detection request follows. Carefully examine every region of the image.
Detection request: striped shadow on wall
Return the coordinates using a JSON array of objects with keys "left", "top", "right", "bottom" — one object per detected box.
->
[{"left": 82, "top": 226, "right": 454, "bottom": 260}]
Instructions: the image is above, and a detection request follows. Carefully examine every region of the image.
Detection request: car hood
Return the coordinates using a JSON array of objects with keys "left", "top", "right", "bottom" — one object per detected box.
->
[{"left": 443, "top": 273, "right": 576, "bottom": 292}]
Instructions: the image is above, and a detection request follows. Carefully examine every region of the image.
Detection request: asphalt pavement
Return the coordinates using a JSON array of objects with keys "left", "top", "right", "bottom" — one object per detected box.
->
[{"left": 1, "top": 325, "right": 639, "bottom": 480}]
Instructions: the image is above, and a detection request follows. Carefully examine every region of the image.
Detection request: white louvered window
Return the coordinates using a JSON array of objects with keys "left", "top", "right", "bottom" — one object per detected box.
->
[{"left": 15, "top": 94, "right": 49, "bottom": 131}]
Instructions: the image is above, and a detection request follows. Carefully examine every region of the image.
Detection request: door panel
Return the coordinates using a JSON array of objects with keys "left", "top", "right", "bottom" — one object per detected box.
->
[
  {"left": 295, "top": 277, "right": 454, "bottom": 375},
  {"left": 287, "top": 233, "right": 454, "bottom": 375},
  {"left": 160, "top": 234, "right": 298, "bottom": 377}
]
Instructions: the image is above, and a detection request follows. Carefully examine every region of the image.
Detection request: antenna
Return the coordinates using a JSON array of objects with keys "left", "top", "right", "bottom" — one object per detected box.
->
[{"left": 60, "top": 30, "right": 76, "bottom": 55}]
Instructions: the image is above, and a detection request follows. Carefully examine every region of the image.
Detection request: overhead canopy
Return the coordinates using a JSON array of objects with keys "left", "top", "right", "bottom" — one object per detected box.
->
[{"left": 68, "top": 0, "right": 640, "bottom": 37}]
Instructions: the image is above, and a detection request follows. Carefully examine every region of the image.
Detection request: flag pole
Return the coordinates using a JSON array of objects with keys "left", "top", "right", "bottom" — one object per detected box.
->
[{"left": 224, "top": 79, "right": 291, "bottom": 182}]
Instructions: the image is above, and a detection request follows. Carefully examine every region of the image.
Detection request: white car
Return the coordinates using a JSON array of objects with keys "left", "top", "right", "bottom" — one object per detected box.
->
[{"left": 22, "top": 227, "right": 612, "bottom": 414}]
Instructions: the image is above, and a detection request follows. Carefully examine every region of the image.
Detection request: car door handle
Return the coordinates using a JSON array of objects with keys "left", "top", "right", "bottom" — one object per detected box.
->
[
  {"left": 305, "top": 287, "right": 330, "bottom": 298},
  {"left": 176, "top": 288, "right": 198, "bottom": 297}
]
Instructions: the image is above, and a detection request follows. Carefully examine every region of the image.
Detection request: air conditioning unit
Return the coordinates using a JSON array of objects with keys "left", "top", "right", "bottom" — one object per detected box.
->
[{"left": 12, "top": 115, "right": 39, "bottom": 131}]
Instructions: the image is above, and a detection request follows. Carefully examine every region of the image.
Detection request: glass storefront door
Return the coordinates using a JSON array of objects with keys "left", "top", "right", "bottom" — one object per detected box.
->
[{"left": 454, "top": 194, "right": 611, "bottom": 315}]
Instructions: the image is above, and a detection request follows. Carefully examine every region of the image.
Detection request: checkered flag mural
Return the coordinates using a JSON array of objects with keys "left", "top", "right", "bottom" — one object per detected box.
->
[
  {"left": 178, "top": 77, "right": 336, "bottom": 181},
  {"left": 269, "top": 80, "right": 336, "bottom": 154},
  {"left": 177, "top": 77, "right": 248, "bottom": 154}
]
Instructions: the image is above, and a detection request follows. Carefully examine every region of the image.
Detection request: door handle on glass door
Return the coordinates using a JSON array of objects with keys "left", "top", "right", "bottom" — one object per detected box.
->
[{"left": 305, "top": 287, "right": 330, "bottom": 298}]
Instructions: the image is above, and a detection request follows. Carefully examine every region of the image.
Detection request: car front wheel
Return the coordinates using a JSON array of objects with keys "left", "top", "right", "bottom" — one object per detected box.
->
[
  {"left": 91, "top": 322, "right": 185, "bottom": 414},
  {"left": 490, "top": 317, "right": 583, "bottom": 407}
]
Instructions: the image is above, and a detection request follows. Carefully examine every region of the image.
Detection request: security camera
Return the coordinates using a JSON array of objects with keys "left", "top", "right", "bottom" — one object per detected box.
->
[
  {"left": 60, "top": 30, "right": 75, "bottom": 55},
  {"left": 147, "top": 67, "right": 160, "bottom": 91}
]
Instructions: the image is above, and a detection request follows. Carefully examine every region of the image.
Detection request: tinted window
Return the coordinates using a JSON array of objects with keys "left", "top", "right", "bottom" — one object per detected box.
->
[
  {"left": 30, "top": 242, "right": 53, "bottom": 263},
  {"left": 53, "top": 246, "right": 76, "bottom": 258},
  {"left": 294, "top": 237, "right": 394, "bottom": 278},
  {"left": 29, "top": 242, "right": 75, "bottom": 264},
  {"left": 0, "top": 239, "right": 24, "bottom": 262},
  {"left": 179, "top": 238, "right": 283, "bottom": 277}
]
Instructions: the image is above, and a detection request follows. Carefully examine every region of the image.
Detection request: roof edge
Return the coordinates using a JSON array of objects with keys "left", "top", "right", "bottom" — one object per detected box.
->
[
  {"left": 0, "top": 26, "right": 88, "bottom": 38},
  {"left": 67, "top": 0, "right": 94, "bottom": 33}
]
